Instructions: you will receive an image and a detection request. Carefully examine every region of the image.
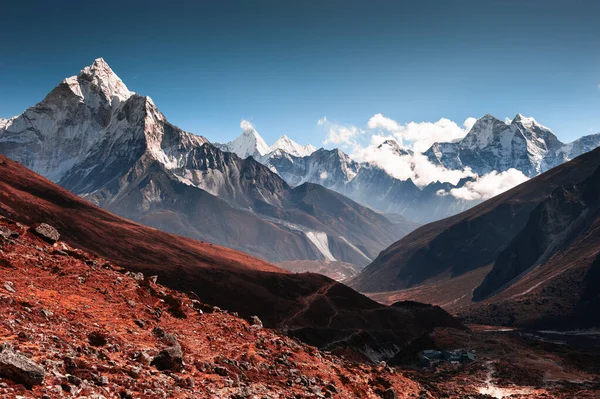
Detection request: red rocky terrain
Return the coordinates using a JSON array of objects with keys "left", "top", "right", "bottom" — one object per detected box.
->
[
  {"left": 1, "top": 217, "right": 599, "bottom": 398},
  {"left": 0, "top": 153, "right": 463, "bottom": 363},
  {"left": 0, "top": 216, "right": 429, "bottom": 398}
]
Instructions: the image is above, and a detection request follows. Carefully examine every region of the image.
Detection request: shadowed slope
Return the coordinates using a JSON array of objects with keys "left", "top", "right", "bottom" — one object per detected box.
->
[{"left": 0, "top": 154, "right": 463, "bottom": 361}]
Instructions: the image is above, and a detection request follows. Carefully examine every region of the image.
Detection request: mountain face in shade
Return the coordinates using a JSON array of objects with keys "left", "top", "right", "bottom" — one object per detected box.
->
[
  {"left": 351, "top": 147, "right": 600, "bottom": 329},
  {"left": 0, "top": 152, "right": 464, "bottom": 362},
  {"left": 262, "top": 146, "right": 474, "bottom": 223},
  {"left": 0, "top": 59, "right": 410, "bottom": 270}
]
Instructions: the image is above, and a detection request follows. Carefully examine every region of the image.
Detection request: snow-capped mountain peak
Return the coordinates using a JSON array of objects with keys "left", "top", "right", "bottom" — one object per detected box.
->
[
  {"left": 511, "top": 113, "right": 551, "bottom": 131},
  {"left": 461, "top": 114, "right": 508, "bottom": 149},
  {"left": 216, "top": 122, "right": 270, "bottom": 159},
  {"left": 377, "top": 139, "right": 413, "bottom": 156},
  {"left": 63, "top": 57, "right": 132, "bottom": 106},
  {"left": 269, "top": 134, "right": 317, "bottom": 157}
]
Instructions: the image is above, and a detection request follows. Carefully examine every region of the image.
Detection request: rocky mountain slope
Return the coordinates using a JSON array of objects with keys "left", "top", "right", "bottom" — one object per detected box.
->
[
  {"left": 0, "top": 59, "right": 410, "bottom": 269},
  {"left": 0, "top": 152, "right": 464, "bottom": 364},
  {"left": 0, "top": 216, "right": 430, "bottom": 399},
  {"left": 352, "top": 147, "right": 600, "bottom": 329}
]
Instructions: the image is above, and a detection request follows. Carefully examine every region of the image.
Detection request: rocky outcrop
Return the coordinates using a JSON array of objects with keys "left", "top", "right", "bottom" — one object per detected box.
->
[
  {"left": 0, "top": 344, "right": 45, "bottom": 387},
  {"left": 30, "top": 223, "right": 60, "bottom": 244}
]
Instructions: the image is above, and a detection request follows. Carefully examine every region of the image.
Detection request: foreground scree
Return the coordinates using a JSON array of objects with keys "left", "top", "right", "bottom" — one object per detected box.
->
[{"left": 2, "top": 217, "right": 599, "bottom": 398}]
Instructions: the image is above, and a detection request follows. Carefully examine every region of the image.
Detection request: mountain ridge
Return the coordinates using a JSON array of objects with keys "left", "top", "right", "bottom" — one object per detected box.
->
[{"left": 0, "top": 59, "right": 411, "bottom": 270}]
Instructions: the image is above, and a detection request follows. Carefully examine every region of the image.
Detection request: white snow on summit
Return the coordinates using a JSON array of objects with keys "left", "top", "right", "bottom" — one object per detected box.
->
[
  {"left": 63, "top": 58, "right": 133, "bottom": 107},
  {"left": 269, "top": 134, "right": 316, "bottom": 157},
  {"left": 216, "top": 123, "right": 316, "bottom": 160},
  {"left": 216, "top": 120, "right": 270, "bottom": 159}
]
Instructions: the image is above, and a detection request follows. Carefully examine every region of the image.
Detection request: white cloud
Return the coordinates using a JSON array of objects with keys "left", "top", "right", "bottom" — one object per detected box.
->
[
  {"left": 319, "top": 171, "right": 328, "bottom": 180},
  {"left": 240, "top": 119, "right": 254, "bottom": 132},
  {"left": 319, "top": 118, "right": 364, "bottom": 146},
  {"left": 464, "top": 117, "right": 477, "bottom": 132},
  {"left": 448, "top": 169, "right": 529, "bottom": 201},
  {"left": 364, "top": 114, "right": 475, "bottom": 153},
  {"left": 317, "top": 114, "right": 528, "bottom": 200},
  {"left": 350, "top": 135, "right": 476, "bottom": 186},
  {"left": 367, "top": 113, "right": 401, "bottom": 132}
]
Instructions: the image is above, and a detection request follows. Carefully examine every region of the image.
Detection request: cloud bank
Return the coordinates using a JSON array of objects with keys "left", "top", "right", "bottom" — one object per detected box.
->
[
  {"left": 318, "top": 113, "right": 529, "bottom": 200},
  {"left": 448, "top": 168, "right": 529, "bottom": 200}
]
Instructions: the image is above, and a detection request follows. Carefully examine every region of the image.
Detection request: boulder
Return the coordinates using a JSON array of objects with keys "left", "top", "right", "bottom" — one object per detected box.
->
[
  {"left": 151, "top": 345, "right": 183, "bottom": 372},
  {"left": 250, "top": 315, "right": 263, "bottom": 329},
  {"left": 382, "top": 388, "right": 398, "bottom": 399},
  {"left": 0, "top": 343, "right": 45, "bottom": 387},
  {"left": 30, "top": 223, "right": 60, "bottom": 244}
]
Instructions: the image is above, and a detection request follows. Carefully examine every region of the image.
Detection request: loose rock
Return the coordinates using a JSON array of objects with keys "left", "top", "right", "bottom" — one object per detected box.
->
[
  {"left": 0, "top": 343, "right": 45, "bottom": 387},
  {"left": 30, "top": 223, "right": 60, "bottom": 244},
  {"left": 151, "top": 345, "right": 183, "bottom": 372}
]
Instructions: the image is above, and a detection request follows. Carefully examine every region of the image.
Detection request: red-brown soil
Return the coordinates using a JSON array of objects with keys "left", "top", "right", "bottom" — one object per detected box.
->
[
  {"left": 1, "top": 217, "right": 598, "bottom": 398},
  {"left": 0, "top": 216, "right": 426, "bottom": 398}
]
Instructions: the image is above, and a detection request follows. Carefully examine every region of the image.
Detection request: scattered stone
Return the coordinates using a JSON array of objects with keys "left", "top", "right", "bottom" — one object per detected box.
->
[
  {"left": 250, "top": 315, "right": 263, "bottom": 329},
  {"left": 119, "top": 389, "right": 134, "bottom": 399},
  {"left": 130, "top": 350, "right": 152, "bottom": 365},
  {"left": 4, "top": 281, "right": 15, "bottom": 293},
  {"left": 191, "top": 300, "right": 213, "bottom": 313},
  {"left": 152, "top": 327, "right": 176, "bottom": 343},
  {"left": 67, "top": 374, "right": 82, "bottom": 386},
  {"left": 148, "top": 275, "right": 158, "bottom": 284},
  {"left": 30, "top": 223, "right": 60, "bottom": 244},
  {"left": 382, "top": 388, "right": 399, "bottom": 399},
  {"left": 41, "top": 309, "right": 53, "bottom": 318},
  {"left": 127, "top": 299, "right": 136, "bottom": 308},
  {"left": 93, "top": 374, "right": 109, "bottom": 386},
  {"left": 88, "top": 331, "right": 108, "bottom": 347},
  {"left": 0, "top": 343, "right": 45, "bottom": 387},
  {"left": 163, "top": 294, "right": 187, "bottom": 319},
  {"left": 134, "top": 319, "right": 145, "bottom": 328},
  {"left": 132, "top": 272, "right": 144, "bottom": 281},
  {"left": 0, "top": 226, "right": 18, "bottom": 240},
  {"left": 151, "top": 346, "right": 183, "bottom": 372}
]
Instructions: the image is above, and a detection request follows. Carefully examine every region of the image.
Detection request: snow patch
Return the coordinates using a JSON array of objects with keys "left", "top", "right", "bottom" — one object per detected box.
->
[{"left": 305, "top": 231, "right": 336, "bottom": 261}]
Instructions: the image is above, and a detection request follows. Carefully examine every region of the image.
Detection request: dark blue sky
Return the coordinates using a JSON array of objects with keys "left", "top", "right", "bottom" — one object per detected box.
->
[{"left": 2, "top": 0, "right": 600, "bottom": 144}]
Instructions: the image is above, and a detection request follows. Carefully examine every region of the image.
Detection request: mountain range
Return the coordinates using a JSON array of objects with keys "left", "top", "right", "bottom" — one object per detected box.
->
[
  {"left": 354, "top": 146, "right": 600, "bottom": 329},
  {"left": 0, "top": 59, "right": 412, "bottom": 275},
  {"left": 219, "top": 113, "right": 600, "bottom": 224},
  {"left": 2, "top": 58, "right": 600, "bottom": 279}
]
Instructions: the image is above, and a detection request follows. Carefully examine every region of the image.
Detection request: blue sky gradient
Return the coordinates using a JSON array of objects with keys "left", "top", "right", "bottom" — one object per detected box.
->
[{"left": 1, "top": 0, "right": 599, "bottom": 145}]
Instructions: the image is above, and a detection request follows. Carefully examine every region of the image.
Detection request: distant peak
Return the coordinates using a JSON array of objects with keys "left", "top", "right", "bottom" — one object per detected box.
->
[
  {"left": 378, "top": 139, "right": 413, "bottom": 156},
  {"left": 479, "top": 113, "right": 502, "bottom": 123},
  {"left": 378, "top": 139, "right": 400, "bottom": 149},
  {"left": 269, "top": 134, "right": 316, "bottom": 157},
  {"left": 511, "top": 113, "right": 539, "bottom": 127}
]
